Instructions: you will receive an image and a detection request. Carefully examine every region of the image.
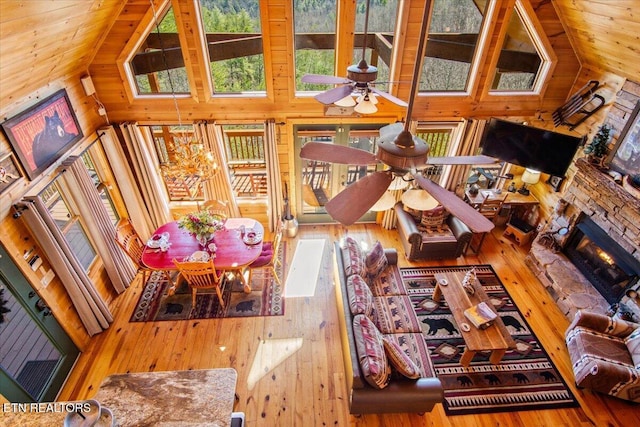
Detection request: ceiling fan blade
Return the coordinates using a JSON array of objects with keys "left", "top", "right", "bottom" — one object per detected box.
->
[
  {"left": 413, "top": 174, "right": 495, "bottom": 233},
  {"left": 370, "top": 87, "right": 408, "bottom": 107},
  {"left": 300, "top": 142, "right": 378, "bottom": 165},
  {"left": 325, "top": 171, "right": 393, "bottom": 226},
  {"left": 379, "top": 122, "right": 405, "bottom": 143},
  {"left": 315, "top": 84, "right": 356, "bottom": 105},
  {"left": 427, "top": 155, "right": 500, "bottom": 165},
  {"left": 302, "top": 74, "right": 352, "bottom": 85}
]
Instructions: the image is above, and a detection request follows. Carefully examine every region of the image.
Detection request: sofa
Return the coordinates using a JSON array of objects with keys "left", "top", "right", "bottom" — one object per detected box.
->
[
  {"left": 334, "top": 237, "right": 443, "bottom": 414},
  {"left": 565, "top": 310, "right": 640, "bottom": 402},
  {"left": 395, "top": 202, "right": 472, "bottom": 261}
]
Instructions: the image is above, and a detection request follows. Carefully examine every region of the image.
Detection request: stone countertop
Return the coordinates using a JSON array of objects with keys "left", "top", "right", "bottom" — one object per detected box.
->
[{"left": 0, "top": 368, "right": 237, "bottom": 427}]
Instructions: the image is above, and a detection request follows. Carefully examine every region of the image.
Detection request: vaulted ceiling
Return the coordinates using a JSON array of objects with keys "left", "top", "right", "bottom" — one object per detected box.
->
[{"left": 0, "top": 0, "right": 637, "bottom": 116}]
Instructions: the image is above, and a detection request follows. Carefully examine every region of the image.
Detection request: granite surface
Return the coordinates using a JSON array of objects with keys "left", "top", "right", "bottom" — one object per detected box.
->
[{"left": 0, "top": 368, "right": 237, "bottom": 427}]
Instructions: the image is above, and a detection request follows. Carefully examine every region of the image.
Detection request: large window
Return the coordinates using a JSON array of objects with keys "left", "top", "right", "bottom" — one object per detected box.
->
[
  {"left": 294, "top": 0, "right": 337, "bottom": 91},
  {"left": 420, "top": 0, "right": 492, "bottom": 93},
  {"left": 198, "top": 0, "right": 266, "bottom": 94},
  {"left": 40, "top": 181, "right": 97, "bottom": 271},
  {"left": 128, "top": 2, "right": 190, "bottom": 95},
  {"left": 489, "top": 0, "right": 553, "bottom": 93}
]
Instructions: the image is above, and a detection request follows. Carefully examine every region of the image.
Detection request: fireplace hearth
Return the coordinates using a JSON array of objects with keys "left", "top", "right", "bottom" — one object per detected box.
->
[{"left": 563, "top": 216, "right": 640, "bottom": 304}]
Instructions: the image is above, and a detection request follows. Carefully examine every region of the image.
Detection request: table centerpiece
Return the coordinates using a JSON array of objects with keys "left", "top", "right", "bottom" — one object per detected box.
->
[{"left": 178, "top": 210, "right": 225, "bottom": 247}]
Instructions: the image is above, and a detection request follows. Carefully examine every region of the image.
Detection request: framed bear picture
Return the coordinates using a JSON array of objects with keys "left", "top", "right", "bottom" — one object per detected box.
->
[{"left": 1, "top": 89, "right": 83, "bottom": 180}]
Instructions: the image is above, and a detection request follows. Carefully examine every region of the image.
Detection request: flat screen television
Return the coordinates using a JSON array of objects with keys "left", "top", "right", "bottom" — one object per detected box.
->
[{"left": 480, "top": 118, "right": 584, "bottom": 176}]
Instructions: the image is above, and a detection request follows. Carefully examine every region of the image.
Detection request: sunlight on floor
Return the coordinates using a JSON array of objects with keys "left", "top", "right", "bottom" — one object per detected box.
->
[
  {"left": 284, "top": 239, "right": 326, "bottom": 297},
  {"left": 246, "top": 338, "right": 304, "bottom": 390}
]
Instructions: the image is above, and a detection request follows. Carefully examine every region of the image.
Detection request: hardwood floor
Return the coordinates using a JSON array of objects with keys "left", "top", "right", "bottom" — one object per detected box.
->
[{"left": 57, "top": 223, "right": 638, "bottom": 426}]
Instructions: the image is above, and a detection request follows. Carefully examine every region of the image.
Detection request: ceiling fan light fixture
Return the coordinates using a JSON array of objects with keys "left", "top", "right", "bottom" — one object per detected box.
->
[
  {"left": 401, "top": 188, "right": 439, "bottom": 211},
  {"left": 334, "top": 95, "right": 356, "bottom": 107},
  {"left": 369, "top": 191, "right": 396, "bottom": 211},
  {"left": 354, "top": 96, "right": 378, "bottom": 114},
  {"left": 393, "top": 130, "right": 415, "bottom": 148}
]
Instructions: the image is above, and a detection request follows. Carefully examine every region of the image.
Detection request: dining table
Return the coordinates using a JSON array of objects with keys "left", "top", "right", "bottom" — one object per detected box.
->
[{"left": 141, "top": 217, "right": 264, "bottom": 294}]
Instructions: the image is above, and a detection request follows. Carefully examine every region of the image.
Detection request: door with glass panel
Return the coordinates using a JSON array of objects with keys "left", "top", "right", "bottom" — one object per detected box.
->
[
  {"left": 0, "top": 244, "right": 79, "bottom": 402},
  {"left": 294, "top": 124, "right": 384, "bottom": 223}
]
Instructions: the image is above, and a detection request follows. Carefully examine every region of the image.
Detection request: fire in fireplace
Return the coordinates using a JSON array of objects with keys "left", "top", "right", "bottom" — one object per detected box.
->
[{"left": 563, "top": 216, "right": 640, "bottom": 304}]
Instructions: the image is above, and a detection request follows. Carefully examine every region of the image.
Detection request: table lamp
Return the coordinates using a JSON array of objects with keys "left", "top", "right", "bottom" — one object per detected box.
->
[{"left": 518, "top": 168, "right": 541, "bottom": 195}]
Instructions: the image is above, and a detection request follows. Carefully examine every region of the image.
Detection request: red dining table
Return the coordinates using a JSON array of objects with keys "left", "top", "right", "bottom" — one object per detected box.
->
[{"left": 141, "top": 218, "right": 264, "bottom": 293}]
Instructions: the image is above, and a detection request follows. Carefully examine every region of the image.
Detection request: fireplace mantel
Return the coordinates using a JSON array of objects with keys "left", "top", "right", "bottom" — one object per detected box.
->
[{"left": 526, "top": 158, "right": 640, "bottom": 320}]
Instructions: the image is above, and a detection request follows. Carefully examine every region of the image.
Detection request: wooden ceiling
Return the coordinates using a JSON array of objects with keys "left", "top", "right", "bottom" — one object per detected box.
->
[{"left": 0, "top": 0, "right": 637, "bottom": 118}]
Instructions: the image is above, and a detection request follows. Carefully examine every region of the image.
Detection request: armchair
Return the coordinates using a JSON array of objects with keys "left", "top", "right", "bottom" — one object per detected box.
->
[
  {"left": 394, "top": 203, "right": 472, "bottom": 261},
  {"left": 565, "top": 310, "right": 640, "bottom": 402}
]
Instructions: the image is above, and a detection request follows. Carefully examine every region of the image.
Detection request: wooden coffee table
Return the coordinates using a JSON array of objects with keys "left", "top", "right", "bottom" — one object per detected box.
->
[{"left": 433, "top": 271, "right": 516, "bottom": 367}]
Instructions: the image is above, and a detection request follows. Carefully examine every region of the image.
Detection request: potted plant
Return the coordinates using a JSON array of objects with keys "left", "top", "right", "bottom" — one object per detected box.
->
[
  {"left": 282, "top": 183, "right": 298, "bottom": 237},
  {"left": 583, "top": 123, "right": 612, "bottom": 167}
]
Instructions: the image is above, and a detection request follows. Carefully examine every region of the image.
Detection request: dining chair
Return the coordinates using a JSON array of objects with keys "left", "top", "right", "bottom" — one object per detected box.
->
[
  {"left": 173, "top": 258, "right": 226, "bottom": 308},
  {"left": 201, "top": 199, "right": 230, "bottom": 219},
  {"left": 477, "top": 193, "right": 507, "bottom": 222},
  {"left": 115, "top": 218, "right": 172, "bottom": 285},
  {"left": 246, "top": 221, "right": 283, "bottom": 286}
]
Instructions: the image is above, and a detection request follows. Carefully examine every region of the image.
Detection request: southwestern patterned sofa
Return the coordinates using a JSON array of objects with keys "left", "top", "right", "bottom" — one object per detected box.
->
[
  {"left": 565, "top": 310, "right": 640, "bottom": 402},
  {"left": 334, "top": 237, "right": 443, "bottom": 414}
]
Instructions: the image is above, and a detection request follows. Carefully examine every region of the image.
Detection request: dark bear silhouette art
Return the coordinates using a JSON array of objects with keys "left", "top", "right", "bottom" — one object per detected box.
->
[
  {"left": 236, "top": 300, "right": 255, "bottom": 312},
  {"left": 513, "top": 373, "right": 529, "bottom": 383},
  {"left": 422, "top": 318, "right": 458, "bottom": 335},
  {"left": 484, "top": 374, "right": 501, "bottom": 385},
  {"left": 502, "top": 315, "right": 526, "bottom": 332},
  {"left": 164, "top": 303, "right": 183, "bottom": 314},
  {"left": 457, "top": 375, "right": 473, "bottom": 386},
  {"left": 540, "top": 371, "right": 557, "bottom": 382},
  {"left": 32, "top": 110, "right": 78, "bottom": 169}
]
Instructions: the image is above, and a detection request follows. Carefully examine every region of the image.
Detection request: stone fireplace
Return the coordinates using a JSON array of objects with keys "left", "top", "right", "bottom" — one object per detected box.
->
[{"left": 526, "top": 158, "right": 640, "bottom": 320}]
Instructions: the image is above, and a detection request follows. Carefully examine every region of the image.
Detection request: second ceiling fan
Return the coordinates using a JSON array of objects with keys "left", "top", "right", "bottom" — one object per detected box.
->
[
  {"left": 301, "top": 0, "right": 407, "bottom": 111},
  {"left": 300, "top": 0, "right": 498, "bottom": 232}
]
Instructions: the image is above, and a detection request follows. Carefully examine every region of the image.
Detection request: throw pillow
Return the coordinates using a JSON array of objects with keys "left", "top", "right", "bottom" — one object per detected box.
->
[
  {"left": 365, "top": 241, "right": 388, "bottom": 282},
  {"left": 352, "top": 314, "right": 391, "bottom": 389},
  {"left": 346, "top": 275, "right": 374, "bottom": 317},
  {"left": 624, "top": 327, "right": 640, "bottom": 368},
  {"left": 342, "top": 236, "right": 365, "bottom": 277},
  {"left": 382, "top": 336, "right": 420, "bottom": 379},
  {"left": 420, "top": 206, "right": 446, "bottom": 227}
]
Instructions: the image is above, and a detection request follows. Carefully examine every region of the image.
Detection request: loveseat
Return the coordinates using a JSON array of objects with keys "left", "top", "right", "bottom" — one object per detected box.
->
[
  {"left": 395, "top": 202, "right": 472, "bottom": 261},
  {"left": 565, "top": 310, "right": 640, "bottom": 402},
  {"left": 334, "top": 237, "right": 443, "bottom": 414}
]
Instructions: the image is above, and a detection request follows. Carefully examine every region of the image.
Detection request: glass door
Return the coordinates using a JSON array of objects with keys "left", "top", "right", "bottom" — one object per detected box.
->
[
  {"left": 294, "top": 124, "right": 384, "bottom": 223},
  {"left": 0, "top": 244, "right": 79, "bottom": 402}
]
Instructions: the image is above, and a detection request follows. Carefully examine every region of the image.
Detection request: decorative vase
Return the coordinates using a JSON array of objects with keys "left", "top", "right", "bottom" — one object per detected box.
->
[
  {"left": 197, "top": 233, "right": 212, "bottom": 248},
  {"left": 283, "top": 217, "right": 299, "bottom": 238}
]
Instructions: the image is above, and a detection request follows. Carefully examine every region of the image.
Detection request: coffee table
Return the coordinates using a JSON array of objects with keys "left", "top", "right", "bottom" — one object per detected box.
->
[{"left": 433, "top": 271, "right": 516, "bottom": 367}]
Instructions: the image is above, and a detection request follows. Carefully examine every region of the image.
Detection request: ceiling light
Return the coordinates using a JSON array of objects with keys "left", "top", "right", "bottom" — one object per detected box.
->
[
  {"left": 334, "top": 95, "right": 356, "bottom": 107},
  {"left": 370, "top": 191, "right": 396, "bottom": 211},
  {"left": 354, "top": 95, "right": 378, "bottom": 114},
  {"left": 401, "top": 188, "right": 439, "bottom": 211}
]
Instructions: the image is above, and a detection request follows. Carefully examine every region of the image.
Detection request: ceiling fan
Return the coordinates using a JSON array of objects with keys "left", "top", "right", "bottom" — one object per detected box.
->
[
  {"left": 301, "top": 0, "right": 408, "bottom": 111},
  {"left": 299, "top": 0, "right": 499, "bottom": 233}
]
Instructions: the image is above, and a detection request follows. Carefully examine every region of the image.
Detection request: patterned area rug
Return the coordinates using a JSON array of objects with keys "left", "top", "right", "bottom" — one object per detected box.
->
[
  {"left": 130, "top": 244, "right": 285, "bottom": 321},
  {"left": 401, "top": 265, "right": 579, "bottom": 415}
]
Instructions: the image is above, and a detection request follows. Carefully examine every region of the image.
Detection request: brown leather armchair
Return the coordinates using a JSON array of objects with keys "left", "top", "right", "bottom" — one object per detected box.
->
[
  {"left": 565, "top": 310, "right": 640, "bottom": 402},
  {"left": 394, "top": 203, "right": 472, "bottom": 261}
]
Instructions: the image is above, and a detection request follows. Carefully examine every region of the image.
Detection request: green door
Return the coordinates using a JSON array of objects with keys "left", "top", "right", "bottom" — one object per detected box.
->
[{"left": 0, "top": 244, "right": 79, "bottom": 402}]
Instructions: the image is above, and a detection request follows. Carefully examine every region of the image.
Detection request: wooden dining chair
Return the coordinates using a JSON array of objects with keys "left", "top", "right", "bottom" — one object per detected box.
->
[
  {"left": 173, "top": 258, "right": 226, "bottom": 308},
  {"left": 115, "top": 218, "right": 171, "bottom": 284},
  {"left": 477, "top": 193, "right": 507, "bottom": 222},
  {"left": 201, "top": 199, "right": 230, "bottom": 219},
  {"left": 246, "top": 222, "right": 283, "bottom": 286}
]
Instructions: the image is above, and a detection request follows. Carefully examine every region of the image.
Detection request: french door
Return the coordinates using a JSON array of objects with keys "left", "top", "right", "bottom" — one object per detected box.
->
[
  {"left": 0, "top": 244, "right": 79, "bottom": 402},
  {"left": 294, "top": 124, "right": 384, "bottom": 223}
]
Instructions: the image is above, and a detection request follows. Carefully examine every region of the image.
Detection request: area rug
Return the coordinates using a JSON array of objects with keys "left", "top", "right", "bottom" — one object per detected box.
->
[
  {"left": 401, "top": 265, "right": 579, "bottom": 415},
  {"left": 130, "top": 244, "right": 285, "bottom": 322}
]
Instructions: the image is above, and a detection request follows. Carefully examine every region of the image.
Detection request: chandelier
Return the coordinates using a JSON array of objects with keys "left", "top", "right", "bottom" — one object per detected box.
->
[{"left": 160, "top": 128, "right": 219, "bottom": 185}]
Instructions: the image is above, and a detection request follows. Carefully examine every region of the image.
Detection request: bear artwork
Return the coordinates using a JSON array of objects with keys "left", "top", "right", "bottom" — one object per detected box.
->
[{"left": 32, "top": 110, "right": 78, "bottom": 168}]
